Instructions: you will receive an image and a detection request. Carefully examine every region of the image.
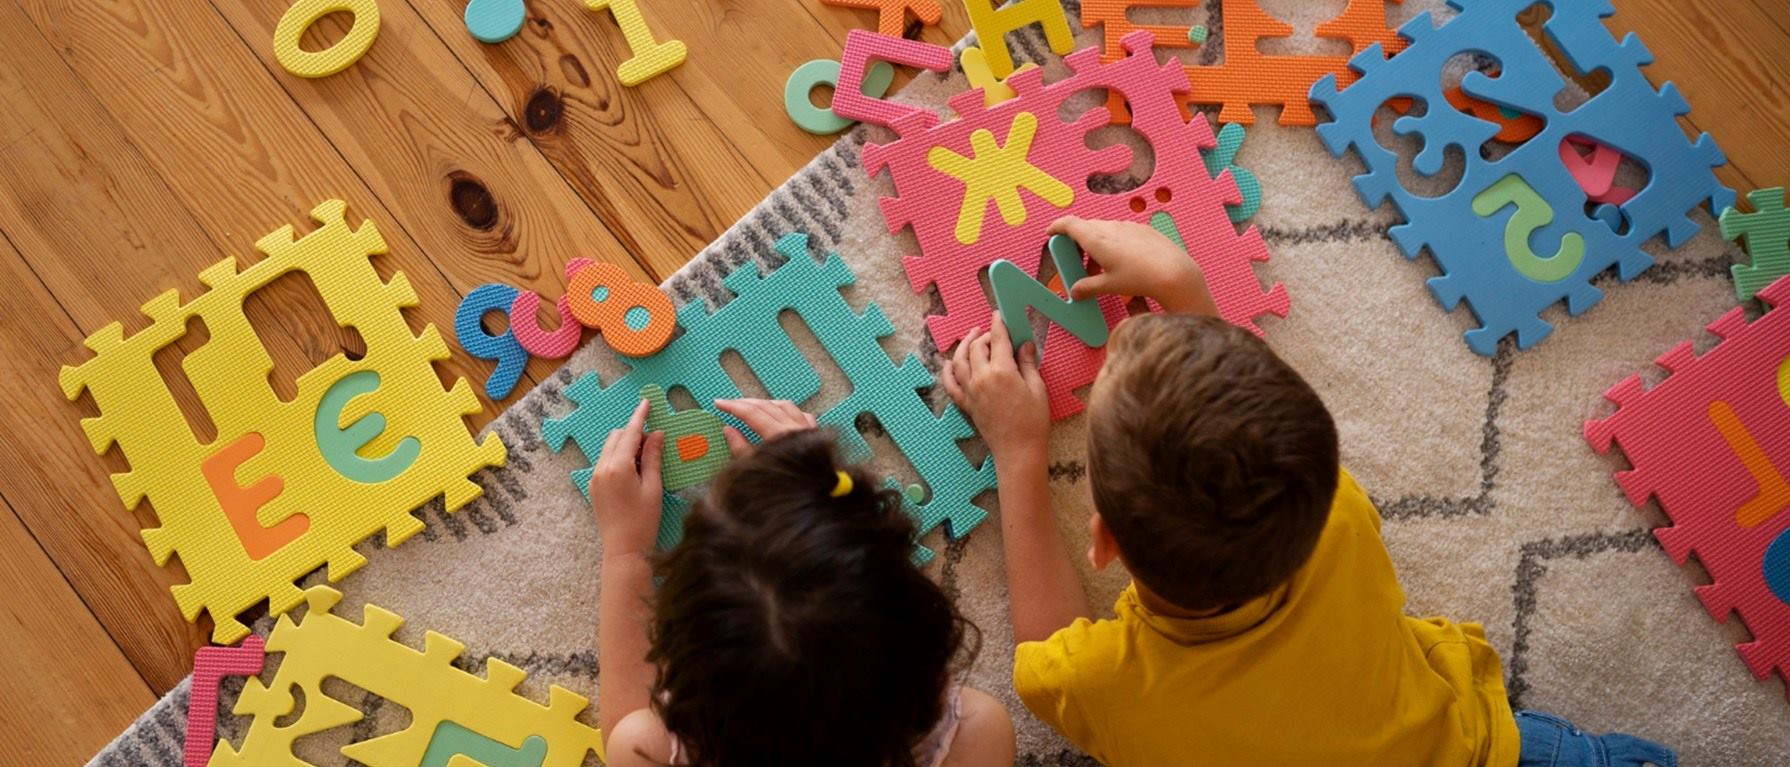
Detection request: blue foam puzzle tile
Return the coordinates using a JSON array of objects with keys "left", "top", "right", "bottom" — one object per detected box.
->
[
  {"left": 543, "top": 233, "right": 997, "bottom": 561},
  {"left": 1309, "top": 0, "right": 1734, "bottom": 356}
]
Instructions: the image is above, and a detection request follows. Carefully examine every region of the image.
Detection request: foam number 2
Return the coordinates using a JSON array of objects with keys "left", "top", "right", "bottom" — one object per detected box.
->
[
  {"left": 567, "top": 261, "right": 675, "bottom": 357},
  {"left": 1472, "top": 175, "right": 1586, "bottom": 283}
]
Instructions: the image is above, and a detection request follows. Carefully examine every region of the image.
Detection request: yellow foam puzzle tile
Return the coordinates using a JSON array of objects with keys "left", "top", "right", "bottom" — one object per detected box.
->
[
  {"left": 58, "top": 200, "right": 507, "bottom": 644},
  {"left": 212, "top": 587, "right": 604, "bottom": 766},
  {"left": 273, "top": 0, "right": 381, "bottom": 79},
  {"left": 583, "top": 0, "right": 687, "bottom": 86}
]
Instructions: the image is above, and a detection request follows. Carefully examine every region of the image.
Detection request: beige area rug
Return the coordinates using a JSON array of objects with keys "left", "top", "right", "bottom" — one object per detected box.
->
[{"left": 92, "top": 1, "right": 1786, "bottom": 763}]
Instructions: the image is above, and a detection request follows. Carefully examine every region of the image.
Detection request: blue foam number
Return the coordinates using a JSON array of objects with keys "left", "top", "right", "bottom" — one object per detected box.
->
[
  {"left": 543, "top": 233, "right": 996, "bottom": 562},
  {"left": 314, "top": 370, "right": 422, "bottom": 484},
  {"left": 1309, "top": 0, "right": 1734, "bottom": 356},
  {"left": 455, "top": 283, "right": 529, "bottom": 400},
  {"left": 990, "top": 234, "right": 1108, "bottom": 347},
  {"left": 464, "top": 0, "right": 526, "bottom": 44}
]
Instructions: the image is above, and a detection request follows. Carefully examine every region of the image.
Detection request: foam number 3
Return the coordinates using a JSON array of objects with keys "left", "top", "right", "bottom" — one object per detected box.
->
[
  {"left": 315, "top": 370, "right": 422, "bottom": 484},
  {"left": 456, "top": 283, "right": 530, "bottom": 399},
  {"left": 566, "top": 261, "right": 675, "bottom": 357},
  {"left": 1472, "top": 175, "right": 1586, "bottom": 283}
]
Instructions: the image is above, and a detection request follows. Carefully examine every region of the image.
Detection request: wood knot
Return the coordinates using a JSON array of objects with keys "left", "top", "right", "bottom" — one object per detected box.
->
[
  {"left": 524, "top": 86, "right": 564, "bottom": 134},
  {"left": 447, "top": 172, "right": 500, "bottom": 230}
]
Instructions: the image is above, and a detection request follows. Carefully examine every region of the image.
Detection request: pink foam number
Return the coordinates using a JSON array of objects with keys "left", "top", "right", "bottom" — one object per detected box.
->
[
  {"left": 1561, "top": 136, "right": 1638, "bottom": 205},
  {"left": 834, "top": 30, "right": 954, "bottom": 131},
  {"left": 860, "top": 31, "right": 1286, "bottom": 416},
  {"left": 1584, "top": 275, "right": 1790, "bottom": 695},
  {"left": 509, "top": 258, "right": 593, "bottom": 360},
  {"left": 184, "top": 635, "right": 267, "bottom": 766}
]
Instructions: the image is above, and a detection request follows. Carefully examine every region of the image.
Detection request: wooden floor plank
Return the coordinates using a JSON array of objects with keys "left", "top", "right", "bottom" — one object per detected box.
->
[
  {"left": 13, "top": 0, "right": 606, "bottom": 404},
  {"left": 400, "top": 0, "right": 787, "bottom": 276},
  {"left": 1608, "top": 0, "right": 1790, "bottom": 192},
  {"left": 0, "top": 494, "right": 156, "bottom": 766}
]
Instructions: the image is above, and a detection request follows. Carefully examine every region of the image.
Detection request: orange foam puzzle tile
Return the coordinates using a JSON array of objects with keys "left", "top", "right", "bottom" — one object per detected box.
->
[
  {"left": 212, "top": 586, "right": 604, "bottom": 766},
  {"left": 58, "top": 200, "right": 506, "bottom": 644},
  {"left": 822, "top": 0, "right": 942, "bottom": 37},
  {"left": 1081, "top": 0, "right": 1406, "bottom": 125}
]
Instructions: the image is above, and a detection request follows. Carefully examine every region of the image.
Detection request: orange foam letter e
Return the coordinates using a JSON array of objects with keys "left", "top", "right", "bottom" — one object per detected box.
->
[{"left": 202, "top": 433, "right": 306, "bottom": 560}]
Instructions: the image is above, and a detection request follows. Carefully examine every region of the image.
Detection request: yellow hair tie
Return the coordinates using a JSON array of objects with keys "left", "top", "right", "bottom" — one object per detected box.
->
[{"left": 830, "top": 470, "right": 854, "bottom": 498}]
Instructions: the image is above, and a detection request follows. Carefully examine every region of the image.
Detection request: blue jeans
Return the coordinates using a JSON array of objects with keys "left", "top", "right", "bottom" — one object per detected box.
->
[{"left": 1516, "top": 710, "right": 1676, "bottom": 767}]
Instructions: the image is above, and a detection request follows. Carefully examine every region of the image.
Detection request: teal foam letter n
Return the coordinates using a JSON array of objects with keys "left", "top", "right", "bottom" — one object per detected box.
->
[{"left": 988, "top": 235, "right": 1108, "bottom": 347}]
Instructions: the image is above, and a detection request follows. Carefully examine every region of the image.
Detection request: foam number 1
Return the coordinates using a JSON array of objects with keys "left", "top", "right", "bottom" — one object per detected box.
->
[
  {"left": 1472, "top": 174, "right": 1586, "bottom": 283},
  {"left": 583, "top": 0, "right": 686, "bottom": 86},
  {"left": 456, "top": 284, "right": 531, "bottom": 400},
  {"left": 989, "top": 235, "right": 1109, "bottom": 347},
  {"left": 567, "top": 261, "right": 675, "bottom": 357}
]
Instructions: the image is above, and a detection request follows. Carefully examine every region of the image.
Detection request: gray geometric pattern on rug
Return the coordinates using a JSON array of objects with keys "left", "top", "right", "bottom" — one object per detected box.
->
[{"left": 90, "top": 1, "right": 1787, "bottom": 764}]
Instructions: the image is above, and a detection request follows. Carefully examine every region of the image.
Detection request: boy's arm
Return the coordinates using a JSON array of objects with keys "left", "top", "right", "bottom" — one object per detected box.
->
[
  {"left": 589, "top": 400, "right": 666, "bottom": 748},
  {"left": 942, "top": 313, "right": 1092, "bottom": 643},
  {"left": 1049, "top": 216, "right": 1219, "bottom": 317}
]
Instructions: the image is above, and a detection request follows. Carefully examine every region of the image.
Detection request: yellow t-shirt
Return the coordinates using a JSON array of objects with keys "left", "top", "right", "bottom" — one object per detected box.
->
[{"left": 1014, "top": 470, "right": 1519, "bottom": 766}]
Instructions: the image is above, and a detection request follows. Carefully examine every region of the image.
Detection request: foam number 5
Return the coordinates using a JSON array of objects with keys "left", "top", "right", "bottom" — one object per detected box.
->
[
  {"left": 1472, "top": 174, "right": 1586, "bottom": 283},
  {"left": 567, "top": 261, "right": 675, "bottom": 357},
  {"left": 315, "top": 370, "right": 422, "bottom": 484}
]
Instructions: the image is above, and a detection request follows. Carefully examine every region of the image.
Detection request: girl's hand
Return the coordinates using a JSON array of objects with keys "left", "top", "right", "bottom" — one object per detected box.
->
[
  {"left": 714, "top": 398, "right": 817, "bottom": 456},
  {"left": 1048, "top": 216, "right": 1219, "bottom": 316},
  {"left": 590, "top": 398, "right": 666, "bottom": 558},
  {"left": 941, "top": 312, "right": 1050, "bottom": 465}
]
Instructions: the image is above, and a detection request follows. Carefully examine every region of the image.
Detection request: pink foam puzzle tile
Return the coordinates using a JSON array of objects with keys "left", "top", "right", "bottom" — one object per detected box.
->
[
  {"left": 1584, "top": 274, "right": 1790, "bottom": 695},
  {"left": 834, "top": 30, "right": 954, "bottom": 132}
]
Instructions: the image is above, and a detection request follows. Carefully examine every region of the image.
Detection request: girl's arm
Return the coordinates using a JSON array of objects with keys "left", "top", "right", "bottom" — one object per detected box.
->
[{"left": 590, "top": 399, "right": 666, "bottom": 749}]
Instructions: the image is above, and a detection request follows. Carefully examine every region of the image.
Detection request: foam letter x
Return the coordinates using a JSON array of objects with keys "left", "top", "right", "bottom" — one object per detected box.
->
[{"left": 927, "top": 111, "right": 1074, "bottom": 246}]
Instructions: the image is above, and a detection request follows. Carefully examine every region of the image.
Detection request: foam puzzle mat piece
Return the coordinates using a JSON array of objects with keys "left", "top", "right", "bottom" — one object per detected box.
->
[
  {"left": 456, "top": 283, "right": 530, "bottom": 400},
  {"left": 991, "top": 235, "right": 1108, "bottom": 347},
  {"left": 58, "top": 200, "right": 506, "bottom": 643},
  {"left": 212, "top": 586, "right": 604, "bottom": 766},
  {"left": 1723, "top": 188, "right": 1790, "bottom": 302},
  {"left": 639, "top": 384, "right": 731, "bottom": 492},
  {"left": 464, "top": 0, "right": 527, "bottom": 43},
  {"left": 821, "top": 0, "right": 942, "bottom": 37},
  {"left": 861, "top": 31, "right": 1285, "bottom": 357},
  {"left": 1584, "top": 275, "right": 1790, "bottom": 697},
  {"left": 273, "top": 0, "right": 380, "bottom": 79},
  {"left": 582, "top": 0, "right": 686, "bottom": 86},
  {"left": 1081, "top": 0, "right": 1405, "bottom": 125},
  {"left": 834, "top": 30, "right": 954, "bottom": 132},
  {"left": 1311, "top": 0, "right": 1734, "bottom": 356},
  {"left": 543, "top": 233, "right": 995, "bottom": 562},
  {"left": 565, "top": 260, "right": 676, "bottom": 358},
  {"left": 185, "top": 636, "right": 266, "bottom": 767},
  {"left": 785, "top": 59, "right": 897, "bottom": 136}
]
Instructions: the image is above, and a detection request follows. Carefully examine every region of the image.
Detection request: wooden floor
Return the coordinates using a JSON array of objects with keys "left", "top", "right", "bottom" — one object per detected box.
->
[{"left": 0, "top": 0, "right": 1784, "bottom": 763}]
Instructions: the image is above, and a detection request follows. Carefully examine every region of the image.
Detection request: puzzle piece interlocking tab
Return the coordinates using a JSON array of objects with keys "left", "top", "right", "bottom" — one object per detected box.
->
[
  {"left": 1723, "top": 187, "right": 1790, "bottom": 302},
  {"left": 57, "top": 200, "right": 506, "bottom": 643},
  {"left": 861, "top": 30, "right": 1285, "bottom": 417},
  {"left": 543, "top": 234, "right": 996, "bottom": 563},
  {"left": 1081, "top": 0, "right": 1406, "bottom": 125},
  {"left": 1584, "top": 275, "right": 1790, "bottom": 697},
  {"left": 1310, "top": 0, "right": 1735, "bottom": 356},
  {"left": 212, "top": 586, "right": 604, "bottom": 766}
]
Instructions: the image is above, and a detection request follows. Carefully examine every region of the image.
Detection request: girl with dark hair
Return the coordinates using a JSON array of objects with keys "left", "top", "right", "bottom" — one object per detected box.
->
[{"left": 589, "top": 397, "right": 1015, "bottom": 767}]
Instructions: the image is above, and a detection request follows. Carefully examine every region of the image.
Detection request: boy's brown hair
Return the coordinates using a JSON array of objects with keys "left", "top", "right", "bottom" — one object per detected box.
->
[{"left": 1087, "top": 314, "right": 1339, "bottom": 609}]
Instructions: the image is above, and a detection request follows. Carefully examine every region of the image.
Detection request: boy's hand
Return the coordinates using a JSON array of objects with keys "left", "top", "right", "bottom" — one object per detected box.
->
[
  {"left": 714, "top": 399, "right": 817, "bottom": 456},
  {"left": 941, "top": 312, "right": 1050, "bottom": 464},
  {"left": 590, "top": 399, "right": 666, "bottom": 558},
  {"left": 1049, "top": 216, "right": 1220, "bottom": 316}
]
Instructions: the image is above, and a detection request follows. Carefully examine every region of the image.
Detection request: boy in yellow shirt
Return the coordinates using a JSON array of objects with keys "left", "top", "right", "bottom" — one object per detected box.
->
[{"left": 941, "top": 218, "right": 1677, "bottom": 766}]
